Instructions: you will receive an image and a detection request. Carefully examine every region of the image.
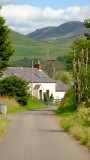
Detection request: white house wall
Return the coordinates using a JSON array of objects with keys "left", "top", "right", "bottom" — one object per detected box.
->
[
  {"left": 55, "top": 92, "right": 65, "bottom": 100},
  {"left": 30, "top": 83, "right": 66, "bottom": 100},
  {"left": 33, "top": 83, "right": 55, "bottom": 99}
]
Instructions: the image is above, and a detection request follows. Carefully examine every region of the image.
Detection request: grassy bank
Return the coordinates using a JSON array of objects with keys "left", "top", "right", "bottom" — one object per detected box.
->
[
  {"left": 0, "top": 115, "right": 10, "bottom": 138},
  {"left": 59, "top": 108, "right": 90, "bottom": 150},
  {"left": 56, "top": 89, "right": 90, "bottom": 150},
  {"left": 56, "top": 92, "right": 90, "bottom": 150},
  {"left": 0, "top": 97, "right": 27, "bottom": 114},
  {"left": 0, "top": 96, "right": 47, "bottom": 114},
  {"left": 26, "top": 98, "right": 48, "bottom": 110}
]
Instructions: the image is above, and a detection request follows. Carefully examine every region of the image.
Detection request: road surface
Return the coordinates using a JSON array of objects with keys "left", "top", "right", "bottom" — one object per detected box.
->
[{"left": 0, "top": 106, "right": 90, "bottom": 160}]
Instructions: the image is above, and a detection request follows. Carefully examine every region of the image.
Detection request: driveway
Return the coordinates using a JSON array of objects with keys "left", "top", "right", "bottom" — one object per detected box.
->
[{"left": 0, "top": 106, "right": 90, "bottom": 160}]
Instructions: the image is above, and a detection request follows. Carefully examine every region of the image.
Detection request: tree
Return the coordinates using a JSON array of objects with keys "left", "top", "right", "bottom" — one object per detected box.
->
[
  {"left": 66, "top": 39, "right": 90, "bottom": 71},
  {"left": 0, "top": 6, "right": 14, "bottom": 76},
  {"left": 66, "top": 20, "right": 90, "bottom": 106},
  {"left": 0, "top": 76, "right": 30, "bottom": 105},
  {"left": 84, "top": 19, "right": 90, "bottom": 40},
  {"left": 66, "top": 39, "right": 90, "bottom": 105}
]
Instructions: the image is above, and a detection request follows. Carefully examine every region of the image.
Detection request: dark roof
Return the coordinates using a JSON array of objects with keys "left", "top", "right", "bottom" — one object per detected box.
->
[
  {"left": 55, "top": 81, "right": 69, "bottom": 92},
  {"left": 4, "top": 67, "right": 54, "bottom": 83}
]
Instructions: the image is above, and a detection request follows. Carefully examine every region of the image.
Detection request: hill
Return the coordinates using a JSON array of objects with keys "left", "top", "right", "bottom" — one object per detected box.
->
[
  {"left": 10, "top": 30, "right": 70, "bottom": 66},
  {"left": 27, "top": 21, "right": 84, "bottom": 39},
  {"left": 46, "top": 26, "right": 89, "bottom": 45},
  {"left": 27, "top": 21, "right": 89, "bottom": 46}
]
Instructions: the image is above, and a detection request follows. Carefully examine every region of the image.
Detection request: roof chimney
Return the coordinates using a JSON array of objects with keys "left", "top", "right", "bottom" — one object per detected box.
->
[{"left": 34, "top": 62, "right": 42, "bottom": 70}]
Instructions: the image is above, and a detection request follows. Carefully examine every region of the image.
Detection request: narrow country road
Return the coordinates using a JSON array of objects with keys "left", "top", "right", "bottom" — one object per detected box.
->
[{"left": 0, "top": 106, "right": 90, "bottom": 160}]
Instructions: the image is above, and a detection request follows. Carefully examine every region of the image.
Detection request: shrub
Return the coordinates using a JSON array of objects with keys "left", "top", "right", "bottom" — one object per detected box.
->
[
  {"left": 77, "top": 106, "right": 90, "bottom": 127},
  {"left": 61, "top": 74, "right": 70, "bottom": 85},
  {"left": 0, "top": 76, "right": 30, "bottom": 105},
  {"left": 56, "top": 88, "right": 76, "bottom": 113},
  {"left": 44, "top": 92, "right": 48, "bottom": 102},
  {"left": 50, "top": 93, "right": 54, "bottom": 100}
]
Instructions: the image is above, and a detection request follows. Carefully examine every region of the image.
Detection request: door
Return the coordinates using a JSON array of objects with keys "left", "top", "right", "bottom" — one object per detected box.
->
[
  {"left": 39, "top": 90, "right": 42, "bottom": 100},
  {"left": 46, "top": 90, "right": 49, "bottom": 98}
]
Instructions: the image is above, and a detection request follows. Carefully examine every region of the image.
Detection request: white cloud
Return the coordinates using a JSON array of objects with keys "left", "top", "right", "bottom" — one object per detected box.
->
[
  {"left": 1, "top": 4, "right": 90, "bottom": 34},
  {"left": 0, "top": 0, "right": 14, "bottom": 4}
]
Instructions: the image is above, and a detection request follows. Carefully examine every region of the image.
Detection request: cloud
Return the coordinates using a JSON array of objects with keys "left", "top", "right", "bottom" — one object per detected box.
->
[
  {"left": 0, "top": 0, "right": 14, "bottom": 4},
  {"left": 1, "top": 4, "right": 90, "bottom": 34}
]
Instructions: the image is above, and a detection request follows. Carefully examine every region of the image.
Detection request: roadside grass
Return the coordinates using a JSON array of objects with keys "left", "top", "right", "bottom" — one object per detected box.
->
[
  {"left": 57, "top": 108, "right": 90, "bottom": 150},
  {"left": 56, "top": 89, "right": 90, "bottom": 150},
  {"left": 26, "top": 98, "right": 48, "bottom": 110},
  {"left": 0, "top": 115, "right": 10, "bottom": 138},
  {"left": 0, "top": 96, "right": 47, "bottom": 114},
  {"left": 0, "top": 97, "right": 27, "bottom": 114}
]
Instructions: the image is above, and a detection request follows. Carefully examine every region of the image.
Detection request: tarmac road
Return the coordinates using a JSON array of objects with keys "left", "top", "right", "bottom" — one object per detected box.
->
[{"left": 0, "top": 106, "right": 90, "bottom": 160}]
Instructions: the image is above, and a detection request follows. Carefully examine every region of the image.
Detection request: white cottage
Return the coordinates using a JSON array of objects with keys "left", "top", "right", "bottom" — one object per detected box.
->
[{"left": 4, "top": 63, "right": 68, "bottom": 100}]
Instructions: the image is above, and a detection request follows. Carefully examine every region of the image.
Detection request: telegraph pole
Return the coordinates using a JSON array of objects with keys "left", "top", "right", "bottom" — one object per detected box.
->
[
  {"left": 31, "top": 60, "right": 33, "bottom": 99},
  {"left": 46, "top": 49, "right": 58, "bottom": 80},
  {"left": 47, "top": 48, "right": 49, "bottom": 60},
  {"left": 47, "top": 59, "right": 57, "bottom": 80}
]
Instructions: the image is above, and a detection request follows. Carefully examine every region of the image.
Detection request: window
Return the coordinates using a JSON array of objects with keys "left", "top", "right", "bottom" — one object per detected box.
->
[{"left": 36, "top": 72, "right": 45, "bottom": 78}]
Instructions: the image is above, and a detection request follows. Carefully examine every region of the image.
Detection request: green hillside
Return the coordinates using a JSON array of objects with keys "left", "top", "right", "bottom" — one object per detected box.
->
[{"left": 10, "top": 30, "right": 70, "bottom": 64}]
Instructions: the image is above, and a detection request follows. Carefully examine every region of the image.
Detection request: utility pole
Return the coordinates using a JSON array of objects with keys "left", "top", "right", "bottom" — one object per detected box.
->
[
  {"left": 47, "top": 48, "right": 58, "bottom": 79},
  {"left": 47, "top": 59, "right": 57, "bottom": 80},
  {"left": 31, "top": 60, "right": 33, "bottom": 99},
  {"left": 47, "top": 48, "right": 49, "bottom": 60}
]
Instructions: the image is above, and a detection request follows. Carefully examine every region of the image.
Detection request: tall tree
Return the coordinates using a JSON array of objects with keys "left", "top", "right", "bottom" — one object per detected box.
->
[
  {"left": 0, "top": 6, "right": 14, "bottom": 76},
  {"left": 84, "top": 19, "right": 90, "bottom": 40}
]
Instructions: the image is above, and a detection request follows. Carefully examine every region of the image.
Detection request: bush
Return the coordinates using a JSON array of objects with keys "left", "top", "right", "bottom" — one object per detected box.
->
[
  {"left": 0, "top": 76, "right": 30, "bottom": 105},
  {"left": 77, "top": 106, "right": 90, "bottom": 127},
  {"left": 56, "top": 88, "right": 76, "bottom": 113},
  {"left": 50, "top": 93, "right": 54, "bottom": 100},
  {"left": 61, "top": 74, "right": 70, "bottom": 85}
]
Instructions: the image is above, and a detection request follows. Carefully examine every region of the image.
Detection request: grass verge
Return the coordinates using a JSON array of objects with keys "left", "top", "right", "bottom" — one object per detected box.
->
[
  {"left": 56, "top": 109, "right": 90, "bottom": 150},
  {"left": 0, "top": 97, "right": 27, "bottom": 114},
  {"left": 0, "top": 115, "right": 10, "bottom": 138},
  {"left": 0, "top": 96, "right": 47, "bottom": 114},
  {"left": 26, "top": 98, "right": 48, "bottom": 110}
]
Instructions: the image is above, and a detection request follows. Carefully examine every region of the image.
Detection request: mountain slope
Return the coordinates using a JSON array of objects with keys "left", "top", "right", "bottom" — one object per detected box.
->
[
  {"left": 47, "top": 26, "right": 89, "bottom": 45},
  {"left": 28, "top": 27, "right": 55, "bottom": 39},
  {"left": 28, "top": 21, "right": 84, "bottom": 40},
  {"left": 10, "top": 30, "right": 70, "bottom": 63}
]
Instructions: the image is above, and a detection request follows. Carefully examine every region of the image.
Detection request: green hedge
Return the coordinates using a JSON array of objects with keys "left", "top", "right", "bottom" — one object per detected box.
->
[
  {"left": 0, "top": 76, "right": 30, "bottom": 105},
  {"left": 56, "top": 89, "right": 76, "bottom": 114}
]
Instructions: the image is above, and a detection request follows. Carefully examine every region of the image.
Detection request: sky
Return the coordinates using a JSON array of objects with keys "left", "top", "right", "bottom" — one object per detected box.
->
[{"left": 0, "top": 0, "right": 90, "bottom": 34}]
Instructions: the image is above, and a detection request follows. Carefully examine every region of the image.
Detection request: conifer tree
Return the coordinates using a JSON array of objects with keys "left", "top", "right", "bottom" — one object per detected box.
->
[{"left": 0, "top": 6, "right": 14, "bottom": 76}]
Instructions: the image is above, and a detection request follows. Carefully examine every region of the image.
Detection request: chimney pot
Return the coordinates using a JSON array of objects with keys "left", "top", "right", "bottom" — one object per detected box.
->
[{"left": 34, "top": 62, "right": 42, "bottom": 70}]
